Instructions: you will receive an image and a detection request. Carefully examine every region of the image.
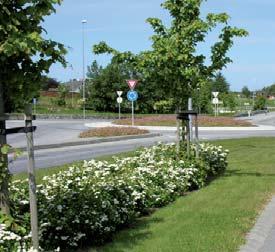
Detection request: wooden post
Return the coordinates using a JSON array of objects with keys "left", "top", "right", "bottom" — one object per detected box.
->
[
  {"left": 185, "top": 120, "right": 190, "bottom": 158},
  {"left": 176, "top": 118, "right": 180, "bottom": 154},
  {"left": 194, "top": 114, "right": 199, "bottom": 158},
  {"left": 188, "top": 98, "right": 193, "bottom": 142},
  {"left": 25, "top": 104, "right": 39, "bottom": 251},
  {"left": 0, "top": 82, "right": 10, "bottom": 215}
]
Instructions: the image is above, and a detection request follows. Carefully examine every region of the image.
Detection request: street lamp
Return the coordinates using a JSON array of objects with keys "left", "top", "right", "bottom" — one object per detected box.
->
[{"left": 82, "top": 19, "right": 87, "bottom": 119}]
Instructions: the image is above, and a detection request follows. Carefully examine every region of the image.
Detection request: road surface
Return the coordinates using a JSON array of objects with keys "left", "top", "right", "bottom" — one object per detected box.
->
[{"left": 6, "top": 113, "right": 275, "bottom": 173}]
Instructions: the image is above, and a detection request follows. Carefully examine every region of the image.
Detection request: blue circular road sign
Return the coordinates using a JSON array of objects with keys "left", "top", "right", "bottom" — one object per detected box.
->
[{"left": 127, "top": 91, "right": 138, "bottom": 102}]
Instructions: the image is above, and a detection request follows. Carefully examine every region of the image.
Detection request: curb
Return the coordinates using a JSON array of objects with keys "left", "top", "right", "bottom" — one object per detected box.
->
[
  {"left": 239, "top": 197, "right": 275, "bottom": 252},
  {"left": 17, "top": 133, "right": 161, "bottom": 152},
  {"left": 85, "top": 122, "right": 275, "bottom": 132}
]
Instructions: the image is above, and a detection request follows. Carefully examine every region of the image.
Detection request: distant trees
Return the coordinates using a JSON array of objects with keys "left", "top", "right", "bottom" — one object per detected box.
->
[
  {"left": 85, "top": 60, "right": 168, "bottom": 113},
  {"left": 85, "top": 61, "right": 132, "bottom": 112},
  {"left": 254, "top": 96, "right": 267, "bottom": 110},
  {"left": 41, "top": 77, "right": 60, "bottom": 91},
  {"left": 211, "top": 72, "right": 230, "bottom": 94},
  {"left": 262, "top": 83, "right": 275, "bottom": 96},
  {"left": 241, "top": 86, "right": 251, "bottom": 98}
]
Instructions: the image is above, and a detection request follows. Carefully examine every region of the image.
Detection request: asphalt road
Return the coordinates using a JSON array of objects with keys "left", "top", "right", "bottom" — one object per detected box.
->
[{"left": 6, "top": 113, "right": 275, "bottom": 173}]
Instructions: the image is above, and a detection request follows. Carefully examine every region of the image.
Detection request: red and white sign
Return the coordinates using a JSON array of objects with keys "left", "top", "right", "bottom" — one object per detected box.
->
[{"left": 127, "top": 79, "right": 138, "bottom": 90}]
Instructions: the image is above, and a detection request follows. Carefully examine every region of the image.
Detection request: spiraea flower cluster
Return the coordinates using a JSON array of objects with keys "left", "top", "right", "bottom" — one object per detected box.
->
[{"left": 2, "top": 142, "right": 228, "bottom": 251}]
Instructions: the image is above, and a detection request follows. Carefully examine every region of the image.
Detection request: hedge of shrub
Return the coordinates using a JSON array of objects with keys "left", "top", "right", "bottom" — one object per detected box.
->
[{"left": 1, "top": 143, "right": 228, "bottom": 251}]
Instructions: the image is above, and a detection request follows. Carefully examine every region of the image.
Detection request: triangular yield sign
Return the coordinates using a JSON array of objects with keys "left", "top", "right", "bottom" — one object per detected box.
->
[
  {"left": 212, "top": 92, "right": 219, "bottom": 98},
  {"left": 117, "top": 91, "right": 123, "bottom": 97},
  {"left": 127, "top": 79, "right": 138, "bottom": 90}
]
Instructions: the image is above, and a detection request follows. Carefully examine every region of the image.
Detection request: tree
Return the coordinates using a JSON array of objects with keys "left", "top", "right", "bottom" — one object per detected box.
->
[
  {"left": 211, "top": 72, "right": 230, "bottom": 94},
  {"left": 41, "top": 77, "right": 60, "bottom": 91},
  {"left": 192, "top": 81, "right": 212, "bottom": 114},
  {"left": 57, "top": 84, "right": 69, "bottom": 106},
  {"left": 262, "top": 83, "right": 275, "bottom": 97},
  {"left": 85, "top": 60, "right": 168, "bottom": 113},
  {"left": 85, "top": 61, "right": 131, "bottom": 112},
  {"left": 0, "top": 0, "right": 66, "bottom": 113},
  {"left": 221, "top": 93, "right": 237, "bottom": 111},
  {"left": 93, "top": 0, "right": 248, "bottom": 111},
  {"left": 0, "top": 0, "right": 66, "bottom": 214},
  {"left": 254, "top": 96, "right": 267, "bottom": 110},
  {"left": 242, "top": 86, "right": 251, "bottom": 98}
]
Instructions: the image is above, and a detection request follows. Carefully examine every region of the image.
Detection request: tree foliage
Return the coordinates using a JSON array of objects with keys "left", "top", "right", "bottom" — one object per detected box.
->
[
  {"left": 93, "top": 0, "right": 248, "bottom": 110},
  {"left": 85, "top": 60, "right": 168, "bottom": 113},
  {"left": 211, "top": 72, "right": 230, "bottom": 94},
  {"left": 241, "top": 86, "right": 251, "bottom": 98},
  {"left": 0, "top": 0, "right": 67, "bottom": 112},
  {"left": 0, "top": 0, "right": 66, "bottom": 214},
  {"left": 254, "top": 96, "right": 267, "bottom": 110},
  {"left": 262, "top": 83, "right": 275, "bottom": 96}
]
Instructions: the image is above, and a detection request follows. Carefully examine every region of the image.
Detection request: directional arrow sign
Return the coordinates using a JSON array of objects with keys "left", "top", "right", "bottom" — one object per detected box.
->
[
  {"left": 127, "top": 79, "right": 138, "bottom": 90},
  {"left": 127, "top": 90, "right": 138, "bottom": 102}
]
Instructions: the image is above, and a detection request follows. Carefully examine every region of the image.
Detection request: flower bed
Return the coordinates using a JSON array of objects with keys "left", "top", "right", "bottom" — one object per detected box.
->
[
  {"left": 113, "top": 115, "right": 253, "bottom": 127},
  {"left": 79, "top": 126, "right": 149, "bottom": 138},
  {"left": 1, "top": 143, "right": 228, "bottom": 251}
]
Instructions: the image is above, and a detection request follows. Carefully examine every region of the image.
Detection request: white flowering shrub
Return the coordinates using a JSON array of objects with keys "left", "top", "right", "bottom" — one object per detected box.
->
[
  {"left": 0, "top": 214, "right": 31, "bottom": 252},
  {"left": 3, "top": 142, "right": 228, "bottom": 251}
]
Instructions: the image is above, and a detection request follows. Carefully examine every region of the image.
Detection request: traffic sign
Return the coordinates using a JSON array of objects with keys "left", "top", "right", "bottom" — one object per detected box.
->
[
  {"left": 212, "top": 98, "right": 219, "bottom": 104},
  {"left": 212, "top": 92, "right": 219, "bottom": 98},
  {"left": 127, "top": 91, "right": 138, "bottom": 102},
  {"left": 117, "top": 91, "right": 123, "bottom": 97},
  {"left": 127, "top": 79, "right": 138, "bottom": 90},
  {"left": 117, "top": 97, "right": 123, "bottom": 104}
]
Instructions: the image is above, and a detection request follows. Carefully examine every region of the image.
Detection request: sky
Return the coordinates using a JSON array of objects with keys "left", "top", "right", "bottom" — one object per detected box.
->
[{"left": 43, "top": 0, "right": 275, "bottom": 91}]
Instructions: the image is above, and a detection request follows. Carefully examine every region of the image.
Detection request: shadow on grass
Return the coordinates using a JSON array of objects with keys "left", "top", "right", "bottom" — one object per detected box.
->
[
  {"left": 223, "top": 169, "right": 275, "bottom": 177},
  {"left": 77, "top": 216, "right": 164, "bottom": 252}
]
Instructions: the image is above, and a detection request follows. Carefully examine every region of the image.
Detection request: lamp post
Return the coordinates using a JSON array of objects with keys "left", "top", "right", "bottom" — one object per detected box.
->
[{"left": 82, "top": 19, "right": 87, "bottom": 119}]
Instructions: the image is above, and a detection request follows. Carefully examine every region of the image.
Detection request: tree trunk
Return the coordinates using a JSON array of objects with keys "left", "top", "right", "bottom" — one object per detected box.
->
[{"left": 0, "top": 82, "right": 10, "bottom": 215}]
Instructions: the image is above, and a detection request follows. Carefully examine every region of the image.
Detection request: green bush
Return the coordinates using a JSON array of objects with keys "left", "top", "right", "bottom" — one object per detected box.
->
[
  {"left": 153, "top": 99, "right": 174, "bottom": 113},
  {"left": 254, "top": 96, "right": 267, "bottom": 110},
  {"left": 3, "top": 143, "right": 228, "bottom": 251}
]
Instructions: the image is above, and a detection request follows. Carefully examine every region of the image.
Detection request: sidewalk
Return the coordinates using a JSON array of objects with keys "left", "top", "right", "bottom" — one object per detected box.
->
[{"left": 240, "top": 197, "right": 275, "bottom": 252}]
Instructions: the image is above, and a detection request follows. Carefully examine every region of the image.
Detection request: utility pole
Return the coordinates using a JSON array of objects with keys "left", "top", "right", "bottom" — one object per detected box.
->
[{"left": 82, "top": 19, "right": 87, "bottom": 120}]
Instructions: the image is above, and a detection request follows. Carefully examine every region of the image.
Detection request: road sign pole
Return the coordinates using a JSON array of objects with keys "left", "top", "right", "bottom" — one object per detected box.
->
[
  {"left": 119, "top": 102, "right": 121, "bottom": 120},
  {"left": 25, "top": 104, "right": 39, "bottom": 251},
  {"left": 132, "top": 101, "right": 134, "bottom": 126}
]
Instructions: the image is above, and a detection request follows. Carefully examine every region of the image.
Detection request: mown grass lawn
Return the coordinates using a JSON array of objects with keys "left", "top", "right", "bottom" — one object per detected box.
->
[
  {"left": 79, "top": 137, "right": 275, "bottom": 252},
  {"left": 12, "top": 137, "right": 275, "bottom": 252}
]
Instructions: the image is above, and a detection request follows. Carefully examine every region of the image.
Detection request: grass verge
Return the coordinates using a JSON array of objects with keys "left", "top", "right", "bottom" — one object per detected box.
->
[
  {"left": 13, "top": 138, "right": 275, "bottom": 252},
  {"left": 78, "top": 137, "right": 275, "bottom": 252}
]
